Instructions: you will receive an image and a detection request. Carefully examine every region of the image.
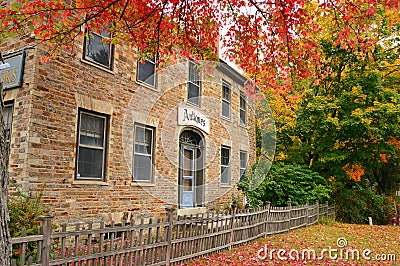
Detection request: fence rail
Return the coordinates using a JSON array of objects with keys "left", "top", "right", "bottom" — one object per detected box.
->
[{"left": 10, "top": 200, "right": 335, "bottom": 266}]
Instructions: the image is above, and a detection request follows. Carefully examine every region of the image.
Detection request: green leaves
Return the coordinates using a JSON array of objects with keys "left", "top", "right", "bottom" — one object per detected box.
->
[{"left": 238, "top": 163, "right": 332, "bottom": 207}]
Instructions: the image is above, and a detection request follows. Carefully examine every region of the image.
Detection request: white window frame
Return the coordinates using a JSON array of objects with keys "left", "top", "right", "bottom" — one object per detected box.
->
[
  {"left": 222, "top": 80, "right": 231, "bottom": 118},
  {"left": 240, "top": 92, "right": 247, "bottom": 126},
  {"left": 133, "top": 124, "right": 155, "bottom": 182},
  {"left": 220, "top": 146, "right": 231, "bottom": 185},
  {"left": 137, "top": 57, "right": 156, "bottom": 88},
  {"left": 240, "top": 151, "right": 247, "bottom": 182},
  {"left": 83, "top": 28, "right": 114, "bottom": 70},
  {"left": 187, "top": 60, "right": 201, "bottom": 106},
  {"left": 76, "top": 110, "right": 108, "bottom": 180}
]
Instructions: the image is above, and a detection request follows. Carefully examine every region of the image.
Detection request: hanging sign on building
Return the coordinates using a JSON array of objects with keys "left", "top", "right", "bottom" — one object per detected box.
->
[
  {"left": 1, "top": 50, "right": 26, "bottom": 90},
  {"left": 178, "top": 106, "right": 210, "bottom": 134}
]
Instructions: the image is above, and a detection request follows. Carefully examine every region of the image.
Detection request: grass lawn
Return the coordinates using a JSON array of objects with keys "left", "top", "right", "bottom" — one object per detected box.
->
[{"left": 183, "top": 219, "right": 400, "bottom": 265}]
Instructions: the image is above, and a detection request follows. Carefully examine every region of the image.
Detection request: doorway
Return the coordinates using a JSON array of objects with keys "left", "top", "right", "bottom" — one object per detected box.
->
[{"left": 179, "top": 129, "right": 205, "bottom": 208}]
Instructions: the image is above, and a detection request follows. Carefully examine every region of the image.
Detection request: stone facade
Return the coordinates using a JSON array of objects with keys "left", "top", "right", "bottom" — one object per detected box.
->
[{"left": 1, "top": 34, "right": 256, "bottom": 224}]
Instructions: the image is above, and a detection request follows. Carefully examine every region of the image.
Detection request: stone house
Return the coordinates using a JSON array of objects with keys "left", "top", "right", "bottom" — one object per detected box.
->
[{"left": 1, "top": 31, "right": 256, "bottom": 223}]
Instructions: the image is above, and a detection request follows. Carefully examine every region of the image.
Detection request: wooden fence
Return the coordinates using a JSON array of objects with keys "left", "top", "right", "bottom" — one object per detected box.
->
[{"left": 10, "top": 200, "right": 335, "bottom": 266}]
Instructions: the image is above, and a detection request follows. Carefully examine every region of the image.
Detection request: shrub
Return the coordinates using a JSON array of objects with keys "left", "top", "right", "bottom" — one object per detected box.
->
[
  {"left": 238, "top": 162, "right": 332, "bottom": 208},
  {"left": 334, "top": 181, "right": 393, "bottom": 225},
  {"left": 8, "top": 182, "right": 49, "bottom": 261}
]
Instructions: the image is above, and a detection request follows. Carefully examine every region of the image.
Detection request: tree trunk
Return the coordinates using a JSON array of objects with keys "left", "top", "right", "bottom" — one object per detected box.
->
[{"left": 0, "top": 83, "right": 11, "bottom": 266}]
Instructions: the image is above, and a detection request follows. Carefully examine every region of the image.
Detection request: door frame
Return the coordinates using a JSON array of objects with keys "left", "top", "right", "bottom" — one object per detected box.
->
[{"left": 178, "top": 128, "right": 205, "bottom": 208}]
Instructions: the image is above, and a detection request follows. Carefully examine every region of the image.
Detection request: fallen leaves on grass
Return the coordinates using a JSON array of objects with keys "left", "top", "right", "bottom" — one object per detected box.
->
[{"left": 183, "top": 222, "right": 400, "bottom": 265}]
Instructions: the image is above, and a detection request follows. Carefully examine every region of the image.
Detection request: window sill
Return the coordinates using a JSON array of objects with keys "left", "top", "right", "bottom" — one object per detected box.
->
[
  {"left": 219, "top": 183, "right": 232, "bottom": 188},
  {"left": 220, "top": 115, "right": 231, "bottom": 122},
  {"left": 239, "top": 123, "right": 247, "bottom": 129},
  {"left": 186, "top": 100, "right": 201, "bottom": 108},
  {"left": 131, "top": 181, "right": 155, "bottom": 187},
  {"left": 81, "top": 59, "right": 114, "bottom": 74},
  {"left": 73, "top": 180, "right": 109, "bottom": 186},
  {"left": 135, "top": 80, "right": 158, "bottom": 92}
]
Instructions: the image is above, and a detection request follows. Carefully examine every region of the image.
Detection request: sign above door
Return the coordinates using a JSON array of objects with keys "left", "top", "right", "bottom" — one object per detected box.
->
[{"left": 178, "top": 106, "right": 210, "bottom": 134}]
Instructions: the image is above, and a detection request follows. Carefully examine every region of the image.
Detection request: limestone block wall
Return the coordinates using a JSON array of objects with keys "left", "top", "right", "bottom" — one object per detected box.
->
[{"left": 2, "top": 34, "right": 256, "bottom": 224}]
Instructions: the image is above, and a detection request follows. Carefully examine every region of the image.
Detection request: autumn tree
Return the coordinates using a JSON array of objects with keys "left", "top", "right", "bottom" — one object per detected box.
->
[
  {"left": 0, "top": 0, "right": 398, "bottom": 88},
  {"left": 265, "top": 6, "right": 400, "bottom": 223}
]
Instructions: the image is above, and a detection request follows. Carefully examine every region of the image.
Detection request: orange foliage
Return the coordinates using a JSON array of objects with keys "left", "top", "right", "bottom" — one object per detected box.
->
[
  {"left": 342, "top": 163, "right": 364, "bottom": 182},
  {"left": 379, "top": 154, "right": 388, "bottom": 163}
]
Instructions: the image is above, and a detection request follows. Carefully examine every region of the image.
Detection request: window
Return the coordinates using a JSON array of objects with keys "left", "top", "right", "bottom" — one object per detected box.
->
[
  {"left": 220, "top": 146, "right": 230, "bottom": 184},
  {"left": 137, "top": 57, "right": 156, "bottom": 87},
  {"left": 240, "top": 151, "right": 247, "bottom": 182},
  {"left": 2, "top": 103, "right": 13, "bottom": 151},
  {"left": 222, "top": 81, "right": 231, "bottom": 118},
  {"left": 240, "top": 92, "right": 247, "bottom": 125},
  {"left": 133, "top": 124, "right": 154, "bottom": 182},
  {"left": 188, "top": 61, "right": 201, "bottom": 105},
  {"left": 76, "top": 111, "right": 108, "bottom": 180},
  {"left": 83, "top": 28, "right": 113, "bottom": 69}
]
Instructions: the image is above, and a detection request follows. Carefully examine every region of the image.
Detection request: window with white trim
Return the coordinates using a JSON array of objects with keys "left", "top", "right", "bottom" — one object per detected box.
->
[
  {"left": 2, "top": 103, "right": 13, "bottom": 151},
  {"left": 222, "top": 81, "right": 231, "bottom": 118},
  {"left": 76, "top": 111, "right": 108, "bottom": 180},
  {"left": 240, "top": 151, "right": 247, "bottom": 182},
  {"left": 220, "top": 146, "right": 231, "bottom": 184},
  {"left": 83, "top": 28, "right": 113, "bottom": 69},
  {"left": 137, "top": 57, "right": 156, "bottom": 87},
  {"left": 133, "top": 124, "right": 154, "bottom": 182},
  {"left": 188, "top": 61, "right": 201, "bottom": 105},
  {"left": 240, "top": 92, "right": 247, "bottom": 125}
]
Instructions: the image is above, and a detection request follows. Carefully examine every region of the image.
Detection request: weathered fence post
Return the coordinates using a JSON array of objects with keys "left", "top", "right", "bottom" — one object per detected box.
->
[
  {"left": 305, "top": 200, "right": 309, "bottom": 226},
  {"left": 325, "top": 201, "right": 329, "bottom": 218},
  {"left": 165, "top": 206, "right": 175, "bottom": 266},
  {"left": 38, "top": 215, "right": 53, "bottom": 266},
  {"left": 229, "top": 206, "right": 236, "bottom": 250},
  {"left": 316, "top": 200, "right": 320, "bottom": 221},
  {"left": 264, "top": 201, "right": 271, "bottom": 238},
  {"left": 287, "top": 198, "right": 292, "bottom": 231}
]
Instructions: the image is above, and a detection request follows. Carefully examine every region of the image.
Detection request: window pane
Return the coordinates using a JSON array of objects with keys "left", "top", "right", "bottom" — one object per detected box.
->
[
  {"left": 80, "top": 114, "right": 104, "bottom": 147},
  {"left": 240, "top": 109, "right": 246, "bottom": 125},
  {"left": 134, "top": 154, "right": 152, "bottom": 181},
  {"left": 84, "top": 32, "right": 112, "bottom": 68},
  {"left": 145, "top": 128, "right": 152, "bottom": 154},
  {"left": 133, "top": 125, "right": 154, "bottom": 182},
  {"left": 183, "top": 149, "right": 193, "bottom": 177},
  {"left": 77, "top": 111, "right": 107, "bottom": 180},
  {"left": 240, "top": 94, "right": 246, "bottom": 125},
  {"left": 137, "top": 60, "right": 156, "bottom": 87},
  {"left": 240, "top": 169, "right": 246, "bottom": 182},
  {"left": 188, "top": 83, "right": 200, "bottom": 105},
  {"left": 222, "top": 100, "right": 230, "bottom": 118},
  {"left": 183, "top": 178, "right": 193, "bottom": 191},
  {"left": 221, "top": 165, "right": 230, "bottom": 184},
  {"left": 240, "top": 152, "right": 247, "bottom": 168},
  {"left": 134, "top": 126, "right": 152, "bottom": 155},
  {"left": 135, "top": 126, "right": 145, "bottom": 143},
  {"left": 222, "top": 84, "right": 231, "bottom": 101},
  {"left": 240, "top": 151, "right": 247, "bottom": 182},
  {"left": 78, "top": 147, "right": 104, "bottom": 178},
  {"left": 222, "top": 82, "right": 231, "bottom": 118},
  {"left": 188, "top": 61, "right": 201, "bottom": 105},
  {"left": 189, "top": 62, "right": 200, "bottom": 85},
  {"left": 221, "top": 147, "right": 230, "bottom": 166}
]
